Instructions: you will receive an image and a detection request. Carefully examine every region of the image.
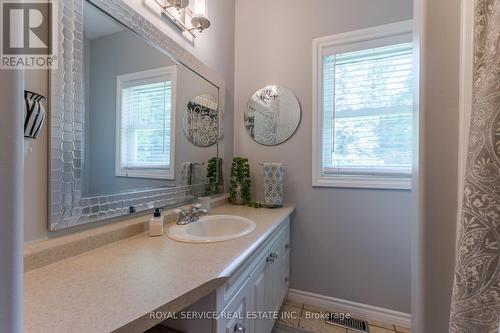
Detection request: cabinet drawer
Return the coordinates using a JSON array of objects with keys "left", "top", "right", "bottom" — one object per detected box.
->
[{"left": 216, "top": 218, "right": 290, "bottom": 310}]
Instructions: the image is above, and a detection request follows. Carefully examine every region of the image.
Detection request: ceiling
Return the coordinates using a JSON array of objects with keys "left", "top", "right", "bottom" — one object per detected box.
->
[{"left": 84, "top": 2, "right": 124, "bottom": 40}]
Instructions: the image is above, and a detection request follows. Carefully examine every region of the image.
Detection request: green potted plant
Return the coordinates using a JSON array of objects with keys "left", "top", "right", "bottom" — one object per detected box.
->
[
  {"left": 205, "top": 157, "right": 223, "bottom": 196},
  {"left": 229, "top": 157, "right": 251, "bottom": 204}
]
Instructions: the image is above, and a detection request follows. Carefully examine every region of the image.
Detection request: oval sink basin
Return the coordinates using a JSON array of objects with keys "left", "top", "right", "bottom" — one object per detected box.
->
[{"left": 167, "top": 215, "right": 256, "bottom": 243}]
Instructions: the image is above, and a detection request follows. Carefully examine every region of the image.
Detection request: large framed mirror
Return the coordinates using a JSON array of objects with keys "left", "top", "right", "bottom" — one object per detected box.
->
[{"left": 49, "top": 0, "right": 224, "bottom": 231}]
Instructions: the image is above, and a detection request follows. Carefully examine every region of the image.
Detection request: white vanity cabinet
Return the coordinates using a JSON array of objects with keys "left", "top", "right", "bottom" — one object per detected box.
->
[{"left": 215, "top": 218, "right": 290, "bottom": 333}]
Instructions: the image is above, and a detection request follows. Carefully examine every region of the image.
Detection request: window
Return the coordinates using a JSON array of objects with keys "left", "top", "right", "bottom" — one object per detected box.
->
[
  {"left": 312, "top": 21, "right": 414, "bottom": 189},
  {"left": 116, "top": 66, "right": 176, "bottom": 179}
]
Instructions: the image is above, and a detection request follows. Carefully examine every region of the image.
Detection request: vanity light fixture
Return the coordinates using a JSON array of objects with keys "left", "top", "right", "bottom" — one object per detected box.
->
[
  {"left": 154, "top": 0, "right": 211, "bottom": 38},
  {"left": 191, "top": 0, "right": 211, "bottom": 32},
  {"left": 164, "top": 0, "right": 189, "bottom": 10}
]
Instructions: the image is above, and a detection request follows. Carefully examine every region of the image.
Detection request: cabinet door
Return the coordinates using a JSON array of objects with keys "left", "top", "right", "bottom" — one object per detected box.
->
[
  {"left": 217, "top": 285, "right": 251, "bottom": 333},
  {"left": 250, "top": 257, "right": 271, "bottom": 333},
  {"left": 268, "top": 227, "right": 290, "bottom": 313},
  {"left": 278, "top": 251, "right": 290, "bottom": 307},
  {"left": 216, "top": 221, "right": 291, "bottom": 333},
  {"left": 251, "top": 242, "right": 286, "bottom": 333},
  {"left": 276, "top": 231, "right": 290, "bottom": 310}
]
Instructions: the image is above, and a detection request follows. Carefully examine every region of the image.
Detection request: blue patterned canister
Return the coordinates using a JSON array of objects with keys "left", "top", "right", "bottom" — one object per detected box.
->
[{"left": 263, "top": 163, "right": 284, "bottom": 207}]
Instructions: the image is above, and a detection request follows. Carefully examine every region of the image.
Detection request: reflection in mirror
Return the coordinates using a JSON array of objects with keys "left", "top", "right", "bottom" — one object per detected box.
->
[
  {"left": 245, "top": 85, "right": 301, "bottom": 146},
  {"left": 82, "top": 2, "right": 219, "bottom": 198},
  {"left": 182, "top": 94, "right": 220, "bottom": 147}
]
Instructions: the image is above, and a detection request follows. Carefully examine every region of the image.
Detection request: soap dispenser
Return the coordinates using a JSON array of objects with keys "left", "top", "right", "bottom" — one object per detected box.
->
[{"left": 149, "top": 208, "right": 164, "bottom": 237}]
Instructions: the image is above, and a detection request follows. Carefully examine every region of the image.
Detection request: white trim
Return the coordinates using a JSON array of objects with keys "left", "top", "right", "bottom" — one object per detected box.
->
[
  {"left": 457, "top": 0, "right": 474, "bottom": 221},
  {"left": 410, "top": 1, "right": 424, "bottom": 331},
  {"left": 312, "top": 20, "right": 414, "bottom": 190},
  {"left": 313, "top": 20, "right": 414, "bottom": 52},
  {"left": 287, "top": 288, "right": 411, "bottom": 328},
  {"left": 410, "top": 0, "right": 425, "bottom": 330},
  {"left": 115, "top": 66, "right": 177, "bottom": 180},
  {"left": 114, "top": 168, "right": 172, "bottom": 180},
  {"left": 314, "top": 174, "right": 412, "bottom": 190},
  {"left": 0, "top": 67, "right": 24, "bottom": 333}
]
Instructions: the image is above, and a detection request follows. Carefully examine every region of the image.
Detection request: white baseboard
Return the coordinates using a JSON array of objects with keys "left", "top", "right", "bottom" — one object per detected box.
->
[{"left": 287, "top": 289, "right": 411, "bottom": 328}]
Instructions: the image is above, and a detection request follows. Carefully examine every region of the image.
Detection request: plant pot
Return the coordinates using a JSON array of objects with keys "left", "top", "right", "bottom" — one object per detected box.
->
[
  {"left": 229, "top": 157, "right": 251, "bottom": 205},
  {"left": 231, "top": 183, "right": 247, "bottom": 205}
]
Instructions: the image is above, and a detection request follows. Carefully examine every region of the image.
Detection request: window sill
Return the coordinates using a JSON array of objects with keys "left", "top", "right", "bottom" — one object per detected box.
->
[
  {"left": 312, "top": 174, "right": 412, "bottom": 190},
  {"left": 116, "top": 170, "right": 174, "bottom": 180}
]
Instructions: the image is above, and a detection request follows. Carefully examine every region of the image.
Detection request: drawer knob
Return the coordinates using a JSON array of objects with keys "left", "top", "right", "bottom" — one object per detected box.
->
[
  {"left": 285, "top": 276, "right": 289, "bottom": 283},
  {"left": 285, "top": 243, "right": 290, "bottom": 249},
  {"left": 234, "top": 323, "right": 246, "bottom": 333},
  {"left": 266, "top": 252, "right": 278, "bottom": 263}
]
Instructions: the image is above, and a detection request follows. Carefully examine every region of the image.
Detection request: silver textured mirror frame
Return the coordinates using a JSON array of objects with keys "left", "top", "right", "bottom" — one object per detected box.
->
[
  {"left": 49, "top": 0, "right": 225, "bottom": 231},
  {"left": 244, "top": 85, "right": 301, "bottom": 146}
]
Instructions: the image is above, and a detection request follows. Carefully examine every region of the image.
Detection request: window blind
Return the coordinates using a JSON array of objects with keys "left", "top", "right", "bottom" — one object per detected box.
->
[
  {"left": 120, "top": 80, "right": 172, "bottom": 170},
  {"left": 322, "top": 42, "right": 414, "bottom": 176}
]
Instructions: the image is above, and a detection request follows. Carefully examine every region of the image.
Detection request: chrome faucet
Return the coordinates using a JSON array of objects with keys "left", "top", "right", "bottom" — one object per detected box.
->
[{"left": 173, "top": 203, "right": 208, "bottom": 225}]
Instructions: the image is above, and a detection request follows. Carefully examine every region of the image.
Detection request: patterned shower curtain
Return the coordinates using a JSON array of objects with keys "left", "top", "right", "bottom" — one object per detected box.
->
[{"left": 449, "top": 0, "right": 500, "bottom": 332}]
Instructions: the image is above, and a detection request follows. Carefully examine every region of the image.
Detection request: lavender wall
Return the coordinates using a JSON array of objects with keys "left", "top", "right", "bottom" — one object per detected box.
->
[{"left": 234, "top": 0, "right": 413, "bottom": 313}]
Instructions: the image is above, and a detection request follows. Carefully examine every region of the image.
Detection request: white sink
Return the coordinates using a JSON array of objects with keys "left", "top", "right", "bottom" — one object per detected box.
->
[{"left": 167, "top": 215, "right": 256, "bottom": 243}]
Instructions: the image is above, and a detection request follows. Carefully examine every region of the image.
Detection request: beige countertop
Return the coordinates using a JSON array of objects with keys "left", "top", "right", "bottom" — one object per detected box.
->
[{"left": 24, "top": 204, "right": 295, "bottom": 333}]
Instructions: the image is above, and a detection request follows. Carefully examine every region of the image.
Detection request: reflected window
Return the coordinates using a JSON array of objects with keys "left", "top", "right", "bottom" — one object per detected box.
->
[{"left": 116, "top": 66, "right": 177, "bottom": 179}]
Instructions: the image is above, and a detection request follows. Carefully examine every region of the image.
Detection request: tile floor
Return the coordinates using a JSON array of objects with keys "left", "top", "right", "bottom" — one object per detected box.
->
[{"left": 276, "top": 300, "right": 411, "bottom": 333}]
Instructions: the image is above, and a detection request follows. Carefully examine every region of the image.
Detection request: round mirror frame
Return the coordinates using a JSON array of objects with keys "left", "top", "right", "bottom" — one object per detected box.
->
[{"left": 244, "top": 85, "right": 301, "bottom": 146}]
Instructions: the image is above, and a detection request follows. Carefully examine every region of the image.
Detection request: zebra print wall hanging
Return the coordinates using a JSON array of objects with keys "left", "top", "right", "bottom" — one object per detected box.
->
[{"left": 24, "top": 90, "right": 46, "bottom": 139}]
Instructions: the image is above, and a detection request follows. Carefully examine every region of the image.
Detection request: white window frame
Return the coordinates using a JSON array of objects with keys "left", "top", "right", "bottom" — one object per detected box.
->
[
  {"left": 115, "top": 66, "right": 177, "bottom": 180},
  {"left": 312, "top": 20, "right": 414, "bottom": 190}
]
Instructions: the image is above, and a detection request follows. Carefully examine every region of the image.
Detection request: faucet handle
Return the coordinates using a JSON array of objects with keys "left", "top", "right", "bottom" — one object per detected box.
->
[{"left": 192, "top": 203, "right": 202, "bottom": 209}]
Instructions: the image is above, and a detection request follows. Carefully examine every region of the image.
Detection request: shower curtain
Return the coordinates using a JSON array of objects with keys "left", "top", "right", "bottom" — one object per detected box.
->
[{"left": 449, "top": 0, "right": 500, "bottom": 332}]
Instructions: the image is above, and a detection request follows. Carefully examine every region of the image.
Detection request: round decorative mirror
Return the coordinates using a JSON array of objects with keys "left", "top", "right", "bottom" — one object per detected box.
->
[
  {"left": 183, "top": 94, "right": 219, "bottom": 147},
  {"left": 245, "top": 85, "right": 301, "bottom": 146}
]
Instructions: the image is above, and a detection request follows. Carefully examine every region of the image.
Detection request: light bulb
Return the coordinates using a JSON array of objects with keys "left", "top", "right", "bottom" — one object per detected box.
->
[{"left": 194, "top": 0, "right": 206, "bottom": 17}]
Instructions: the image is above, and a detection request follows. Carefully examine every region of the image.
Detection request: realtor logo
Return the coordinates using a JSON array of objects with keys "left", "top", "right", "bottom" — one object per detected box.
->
[{"left": 1, "top": 0, "right": 58, "bottom": 68}]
